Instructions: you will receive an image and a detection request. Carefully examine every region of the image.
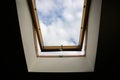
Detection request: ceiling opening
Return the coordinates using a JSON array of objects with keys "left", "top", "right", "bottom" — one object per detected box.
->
[
  {"left": 29, "top": 0, "right": 90, "bottom": 52},
  {"left": 16, "top": 0, "right": 102, "bottom": 72}
]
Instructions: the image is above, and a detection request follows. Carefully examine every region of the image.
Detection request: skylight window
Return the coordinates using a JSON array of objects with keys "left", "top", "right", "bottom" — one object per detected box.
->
[
  {"left": 36, "top": 0, "right": 84, "bottom": 46},
  {"left": 29, "top": 0, "right": 89, "bottom": 52}
]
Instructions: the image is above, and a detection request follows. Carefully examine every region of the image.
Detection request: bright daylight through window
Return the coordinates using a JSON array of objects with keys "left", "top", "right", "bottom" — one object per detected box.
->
[
  {"left": 36, "top": 0, "right": 84, "bottom": 46},
  {"left": 29, "top": 0, "right": 89, "bottom": 54}
]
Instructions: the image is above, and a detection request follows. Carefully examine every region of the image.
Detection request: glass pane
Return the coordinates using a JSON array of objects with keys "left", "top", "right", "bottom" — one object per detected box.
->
[{"left": 35, "top": 0, "right": 84, "bottom": 46}]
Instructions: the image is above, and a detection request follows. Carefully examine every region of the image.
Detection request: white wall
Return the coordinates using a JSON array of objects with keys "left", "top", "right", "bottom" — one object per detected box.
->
[
  {"left": 86, "top": 0, "right": 102, "bottom": 70},
  {"left": 16, "top": 0, "right": 37, "bottom": 70},
  {"left": 16, "top": 0, "right": 102, "bottom": 72}
]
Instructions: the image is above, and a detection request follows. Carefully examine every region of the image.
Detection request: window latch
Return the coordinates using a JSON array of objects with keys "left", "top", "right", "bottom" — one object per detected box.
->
[{"left": 60, "top": 45, "right": 63, "bottom": 51}]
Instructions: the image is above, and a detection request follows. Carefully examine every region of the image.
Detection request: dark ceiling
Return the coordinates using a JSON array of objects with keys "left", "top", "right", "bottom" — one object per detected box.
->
[{"left": 2, "top": 0, "right": 120, "bottom": 80}]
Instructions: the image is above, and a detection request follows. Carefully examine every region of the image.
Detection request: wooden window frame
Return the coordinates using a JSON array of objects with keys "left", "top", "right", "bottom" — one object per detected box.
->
[{"left": 28, "top": 0, "right": 91, "bottom": 52}]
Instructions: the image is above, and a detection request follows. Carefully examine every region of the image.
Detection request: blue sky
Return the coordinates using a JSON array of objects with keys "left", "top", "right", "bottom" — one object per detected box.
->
[{"left": 36, "top": 0, "right": 84, "bottom": 46}]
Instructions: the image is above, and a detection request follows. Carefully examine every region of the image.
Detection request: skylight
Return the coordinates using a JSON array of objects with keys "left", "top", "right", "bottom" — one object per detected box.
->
[
  {"left": 35, "top": 0, "right": 84, "bottom": 46},
  {"left": 29, "top": 0, "right": 89, "bottom": 51}
]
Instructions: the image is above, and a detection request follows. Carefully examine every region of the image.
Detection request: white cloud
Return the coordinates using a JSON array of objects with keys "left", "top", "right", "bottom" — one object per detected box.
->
[
  {"left": 40, "top": 19, "right": 74, "bottom": 46},
  {"left": 36, "top": 0, "right": 84, "bottom": 46},
  {"left": 62, "top": 11, "right": 74, "bottom": 22},
  {"left": 36, "top": 0, "right": 57, "bottom": 15}
]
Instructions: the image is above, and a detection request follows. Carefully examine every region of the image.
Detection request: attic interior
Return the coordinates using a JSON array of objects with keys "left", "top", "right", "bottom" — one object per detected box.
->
[{"left": 4, "top": 0, "right": 120, "bottom": 79}]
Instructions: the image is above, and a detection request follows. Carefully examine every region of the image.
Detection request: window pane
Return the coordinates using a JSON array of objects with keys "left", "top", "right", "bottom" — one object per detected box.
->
[{"left": 35, "top": 0, "right": 84, "bottom": 46}]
